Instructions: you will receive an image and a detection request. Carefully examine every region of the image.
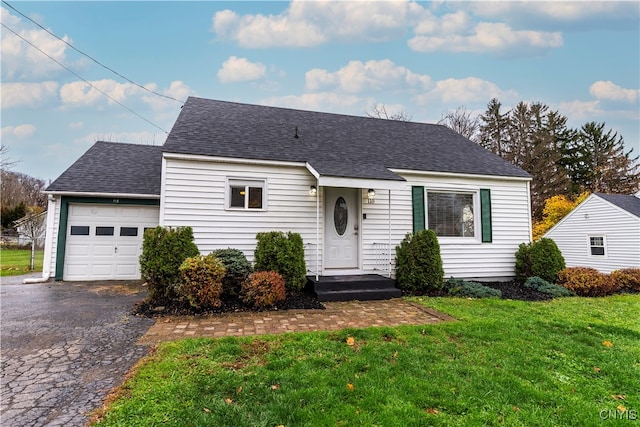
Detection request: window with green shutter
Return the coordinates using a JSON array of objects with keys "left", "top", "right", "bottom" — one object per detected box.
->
[
  {"left": 480, "top": 189, "right": 492, "bottom": 243},
  {"left": 412, "top": 186, "right": 425, "bottom": 233}
]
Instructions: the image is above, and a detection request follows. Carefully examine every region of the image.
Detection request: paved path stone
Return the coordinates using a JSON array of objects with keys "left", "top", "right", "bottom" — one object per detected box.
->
[{"left": 138, "top": 299, "right": 454, "bottom": 345}]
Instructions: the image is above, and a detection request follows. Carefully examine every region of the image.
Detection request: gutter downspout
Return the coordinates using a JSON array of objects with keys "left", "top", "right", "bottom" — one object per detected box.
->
[
  {"left": 388, "top": 189, "right": 392, "bottom": 278},
  {"left": 316, "top": 180, "right": 320, "bottom": 281}
]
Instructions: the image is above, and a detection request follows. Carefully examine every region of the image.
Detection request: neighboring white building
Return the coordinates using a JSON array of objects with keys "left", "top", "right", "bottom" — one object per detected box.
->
[
  {"left": 544, "top": 193, "right": 640, "bottom": 273},
  {"left": 43, "top": 97, "right": 533, "bottom": 285}
]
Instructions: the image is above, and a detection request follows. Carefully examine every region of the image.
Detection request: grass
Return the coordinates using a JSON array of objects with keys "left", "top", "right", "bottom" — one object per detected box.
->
[
  {"left": 0, "top": 248, "right": 44, "bottom": 277},
  {"left": 94, "top": 295, "right": 640, "bottom": 426}
]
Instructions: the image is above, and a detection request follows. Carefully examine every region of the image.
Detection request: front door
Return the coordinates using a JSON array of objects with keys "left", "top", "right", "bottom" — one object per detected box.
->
[{"left": 324, "top": 188, "right": 359, "bottom": 269}]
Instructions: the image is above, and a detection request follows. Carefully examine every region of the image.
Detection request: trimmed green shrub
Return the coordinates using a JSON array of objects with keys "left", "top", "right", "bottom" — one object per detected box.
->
[
  {"left": 445, "top": 278, "right": 502, "bottom": 299},
  {"left": 395, "top": 229, "right": 444, "bottom": 293},
  {"left": 557, "top": 267, "right": 620, "bottom": 297},
  {"left": 254, "top": 231, "right": 306, "bottom": 291},
  {"left": 140, "top": 226, "right": 200, "bottom": 304},
  {"left": 241, "top": 271, "right": 286, "bottom": 309},
  {"left": 515, "top": 238, "right": 565, "bottom": 283},
  {"left": 524, "top": 276, "right": 573, "bottom": 297},
  {"left": 611, "top": 268, "right": 640, "bottom": 292},
  {"left": 178, "top": 254, "right": 226, "bottom": 309},
  {"left": 212, "top": 248, "right": 253, "bottom": 296}
]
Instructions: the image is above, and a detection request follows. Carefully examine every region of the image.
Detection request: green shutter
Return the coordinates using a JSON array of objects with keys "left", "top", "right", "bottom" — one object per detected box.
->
[
  {"left": 480, "top": 189, "right": 492, "bottom": 243},
  {"left": 412, "top": 186, "right": 425, "bottom": 233}
]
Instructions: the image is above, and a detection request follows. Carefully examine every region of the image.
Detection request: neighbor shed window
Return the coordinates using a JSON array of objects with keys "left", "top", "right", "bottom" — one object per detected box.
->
[
  {"left": 427, "top": 192, "right": 475, "bottom": 237},
  {"left": 228, "top": 179, "right": 266, "bottom": 210},
  {"left": 589, "top": 236, "right": 605, "bottom": 256}
]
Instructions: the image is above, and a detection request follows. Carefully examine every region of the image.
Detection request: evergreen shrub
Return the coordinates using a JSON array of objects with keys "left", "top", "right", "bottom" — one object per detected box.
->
[
  {"left": 178, "top": 254, "right": 226, "bottom": 309},
  {"left": 611, "top": 268, "right": 640, "bottom": 292},
  {"left": 515, "top": 238, "right": 565, "bottom": 283},
  {"left": 395, "top": 229, "right": 444, "bottom": 293},
  {"left": 254, "top": 231, "right": 307, "bottom": 291},
  {"left": 445, "top": 278, "right": 502, "bottom": 298},
  {"left": 524, "top": 276, "right": 573, "bottom": 297},
  {"left": 557, "top": 267, "right": 620, "bottom": 297},
  {"left": 241, "top": 271, "right": 286, "bottom": 309},
  {"left": 212, "top": 248, "right": 253, "bottom": 296},
  {"left": 139, "top": 226, "right": 200, "bottom": 304}
]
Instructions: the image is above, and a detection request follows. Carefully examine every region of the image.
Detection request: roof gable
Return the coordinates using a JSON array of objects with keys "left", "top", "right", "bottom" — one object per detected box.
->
[
  {"left": 46, "top": 141, "right": 162, "bottom": 196},
  {"left": 595, "top": 193, "right": 640, "bottom": 219},
  {"left": 163, "top": 97, "right": 531, "bottom": 181}
]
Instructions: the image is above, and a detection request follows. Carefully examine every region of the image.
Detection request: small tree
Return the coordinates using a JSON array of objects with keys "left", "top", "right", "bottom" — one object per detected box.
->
[
  {"left": 515, "top": 238, "right": 565, "bottom": 283},
  {"left": 254, "top": 231, "right": 307, "bottom": 291},
  {"left": 395, "top": 229, "right": 444, "bottom": 294},
  {"left": 14, "top": 206, "right": 46, "bottom": 271}
]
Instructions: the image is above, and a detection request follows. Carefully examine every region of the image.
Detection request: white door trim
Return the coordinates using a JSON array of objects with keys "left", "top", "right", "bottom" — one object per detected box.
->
[{"left": 323, "top": 187, "right": 360, "bottom": 272}]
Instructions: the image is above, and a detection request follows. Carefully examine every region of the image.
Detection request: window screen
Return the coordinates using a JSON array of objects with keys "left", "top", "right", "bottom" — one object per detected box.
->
[{"left": 590, "top": 236, "right": 605, "bottom": 256}]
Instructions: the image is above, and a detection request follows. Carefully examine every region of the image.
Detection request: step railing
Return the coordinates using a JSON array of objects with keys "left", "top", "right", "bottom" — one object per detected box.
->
[
  {"left": 305, "top": 242, "right": 318, "bottom": 277},
  {"left": 372, "top": 242, "right": 393, "bottom": 278}
]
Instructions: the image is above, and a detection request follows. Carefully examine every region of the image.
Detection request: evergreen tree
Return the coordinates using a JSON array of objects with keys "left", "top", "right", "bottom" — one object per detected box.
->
[{"left": 478, "top": 98, "right": 509, "bottom": 157}]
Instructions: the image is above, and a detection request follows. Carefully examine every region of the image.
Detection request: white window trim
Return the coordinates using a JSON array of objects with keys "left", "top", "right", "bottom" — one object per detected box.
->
[
  {"left": 587, "top": 235, "right": 607, "bottom": 258},
  {"left": 225, "top": 177, "right": 268, "bottom": 211},
  {"left": 425, "top": 188, "right": 481, "bottom": 244}
]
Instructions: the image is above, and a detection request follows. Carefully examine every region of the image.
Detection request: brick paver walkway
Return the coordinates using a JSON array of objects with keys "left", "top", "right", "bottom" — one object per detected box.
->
[{"left": 138, "top": 299, "right": 454, "bottom": 345}]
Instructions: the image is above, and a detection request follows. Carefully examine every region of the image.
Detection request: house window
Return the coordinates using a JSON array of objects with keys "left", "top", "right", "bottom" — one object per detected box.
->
[
  {"left": 228, "top": 179, "right": 266, "bottom": 210},
  {"left": 70, "top": 226, "right": 90, "bottom": 236},
  {"left": 427, "top": 191, "right": 476, "bottom": 238},
  {"left": 589, "top": 236, "right": 605, "bottom": 256}
]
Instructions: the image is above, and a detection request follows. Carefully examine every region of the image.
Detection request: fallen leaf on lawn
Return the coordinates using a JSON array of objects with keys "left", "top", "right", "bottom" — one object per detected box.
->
[
  {"left": 593, "top": 367, "right": 601, "bottom": 373},
  {"left": 224, "top": 398, "right": 233, "bottom": 404},
  {"left": 203, "top": 408, "right": 210, "bottom": 413},
  {"left": 426, "top": 408, "right": 439, "bottom": 415},
  {"left": 346, "top": 337, "right": 355, "bottom": 346},
  {"left": 603, "top": 340, "right": 613, "bottom": 347},
  {"left": 346, "top": 383, "right": 354, "bottom": 391},
  {"left": 617, "top": 405, "right": 627, "bottom": 413},
  {"left": 271, "top": 384, "right": 280, "bottom": 390},
  {"left": 393, "top": 351, "right": 399, "bottom": 359},
  {"left": 513, "top": 406, "right": 520, "bottom": 412},
  {"left": 237, "top": 386, "right": 243, "bottom": 393},
  {"left": 612, "top": 394, "right": 626, "bottom": 400}
]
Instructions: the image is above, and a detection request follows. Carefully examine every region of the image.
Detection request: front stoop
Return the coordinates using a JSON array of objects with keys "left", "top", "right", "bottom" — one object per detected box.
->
[{"left": 308, "top": 274, "right": 402, "bottom": 302}]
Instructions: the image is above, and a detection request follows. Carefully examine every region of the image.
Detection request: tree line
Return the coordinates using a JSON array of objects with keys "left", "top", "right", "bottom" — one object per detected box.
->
[{"left": 438, "top": 99, "right": 640, "bottom": 220}]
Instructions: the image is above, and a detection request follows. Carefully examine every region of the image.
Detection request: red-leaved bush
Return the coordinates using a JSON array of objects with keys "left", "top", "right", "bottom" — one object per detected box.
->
[
  {"left": 611, "top": 268, "right": 640, "bottom": 292},
  {"left": 557, "top": 267, "right": 620, "bottom": 297},
  {"left": 241, "top": 271, "right": 286, "bottom": 309},
  {"left": 178, "top": 254, "right": 226, "bottom": 309}
]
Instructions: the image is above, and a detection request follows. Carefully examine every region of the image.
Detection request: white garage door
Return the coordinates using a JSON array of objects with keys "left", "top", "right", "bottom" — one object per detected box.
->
[{"left": 64, "top": 204, "right": 160, "bottom": 280}]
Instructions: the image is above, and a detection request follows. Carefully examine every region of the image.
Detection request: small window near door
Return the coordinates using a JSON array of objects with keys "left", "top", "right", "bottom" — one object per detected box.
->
[
  {"left": 96, "top": 226, "right": 115, "bottom": 236},
  {"left": 589, "top": 236, "right": 605, "bottom": 256},
  {"left": 120, "top": 227, "right": 138, "bottom": 237},
  {"left": 227, "top": 179, "right": 266, "bottom": 210},
  {"left": 70, "top": 226, "right": 90, "bottom": 236}
]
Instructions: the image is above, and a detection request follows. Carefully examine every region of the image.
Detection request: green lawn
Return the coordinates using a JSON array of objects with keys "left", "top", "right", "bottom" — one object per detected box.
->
[
  {"left": 0, "top": 248, "right": 44, "bottom": 277},
  {"left": 94, "top": 296, "right": 640, "bottom": 426}
]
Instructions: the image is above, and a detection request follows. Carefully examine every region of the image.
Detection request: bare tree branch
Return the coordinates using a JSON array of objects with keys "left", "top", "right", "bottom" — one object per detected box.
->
[{"left": 366, "top": 103, "right": 412, "bottom": 122}]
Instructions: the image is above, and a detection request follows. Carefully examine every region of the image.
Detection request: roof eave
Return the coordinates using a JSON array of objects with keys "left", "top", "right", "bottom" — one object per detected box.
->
[{"left": 44, "top": 191, "right": 160, "bottom": 200}]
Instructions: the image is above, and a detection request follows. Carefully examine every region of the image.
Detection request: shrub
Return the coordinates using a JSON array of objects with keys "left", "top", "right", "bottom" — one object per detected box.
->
[
  {"left": 178, "top": 254, "right": 226, "bottom": 309},
  {"left": 395, "top": 229, "right": 444, "bottom": 293},
  {"left": 611, "top": 268, "right": 640, "bottom": 292},
  {"left": 139, "top": 226, "right": 200, "bottom": 304},
  {"left": 524, "top": 276, "right": 573, "bottom": 297},
  {"left": 254, "top": 231, "right": 307, "bottom": 291},
  {"left": 241, "top": 271, "right": 286, "bottom": 309},
  {"left": 212, "top": 248, "right": 253, "bottom": 296},
  {"left": 445, "top": 278, "right": 502, "bottom": 299},
  {"left": 557, "top": 267, "right": 620, "bottom": 297},
  {"left": 515, "top": 238, "right": 565, "bottom": 283}
]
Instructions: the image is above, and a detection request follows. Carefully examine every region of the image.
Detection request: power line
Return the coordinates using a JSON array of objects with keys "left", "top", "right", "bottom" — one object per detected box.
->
[
  {"left": 1, "top": 22, "right": 169, "bottom": 134},
  {"left": 2, "top": 0, "right": 183, "bottom": 104}
]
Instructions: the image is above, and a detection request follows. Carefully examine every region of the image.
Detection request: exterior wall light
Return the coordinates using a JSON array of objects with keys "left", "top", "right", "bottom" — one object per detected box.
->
[
  {"left": 309, "top": 185, "right": 317, "bottom": 196},
  {"left": 367, "top": 189, "right": 376, "bottom": 204}
]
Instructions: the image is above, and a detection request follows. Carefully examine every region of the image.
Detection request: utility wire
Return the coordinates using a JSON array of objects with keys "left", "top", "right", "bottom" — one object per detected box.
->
[
  {"left": 1, "top": 22, "right": 169, "bottom": 134},
  {"left": 2, "top": 0, "right": 183, "bottom": 104}
]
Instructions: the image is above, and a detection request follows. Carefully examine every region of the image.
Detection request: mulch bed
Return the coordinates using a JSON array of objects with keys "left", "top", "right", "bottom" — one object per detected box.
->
[{"left": 481, "top": 281, "right": 553, "bottom": 301}]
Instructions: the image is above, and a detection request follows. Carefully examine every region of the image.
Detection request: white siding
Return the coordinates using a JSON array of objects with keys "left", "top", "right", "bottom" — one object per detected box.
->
[
  {"left": 161, "top": 158, "right": 323, "bottom": 273},
  {"left": 545, "top": 195, "right": 640, "bottom": 273},
  {"left": 43, "top": 196, "right": 61, "bottom": 278}
]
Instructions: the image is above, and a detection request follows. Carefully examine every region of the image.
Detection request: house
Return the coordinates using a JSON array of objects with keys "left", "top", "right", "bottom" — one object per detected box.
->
[
  {"left": 544, "top": 192, "right": 640, "bottom": 273},
  {"left": 42, "top": 97, "right": 532, "bottom": 291}
]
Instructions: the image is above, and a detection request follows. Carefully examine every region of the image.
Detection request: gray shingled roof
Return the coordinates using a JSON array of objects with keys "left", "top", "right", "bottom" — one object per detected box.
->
[
  {"left": 46, "top": 141, "right": 162, "bottom": 196},
  {"left": 164, "top": 97, "right": 531, "bottom": 180},
  {"left": 596, "top": 193, "right": 640, "bottom": 218}
]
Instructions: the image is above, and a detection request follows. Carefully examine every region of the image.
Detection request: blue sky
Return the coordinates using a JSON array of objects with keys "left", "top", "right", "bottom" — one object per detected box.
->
[{"left": 2, "top": 1, "right": 639, "bottom": 183}]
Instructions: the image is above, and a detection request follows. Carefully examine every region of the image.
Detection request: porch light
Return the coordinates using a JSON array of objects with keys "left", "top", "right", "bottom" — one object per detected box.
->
[
  {"left": 367, "top": 189, "right": 376, "bottom": 204},
  {"left": 309, "top": 185, "right": 317, "bottom": 196}
]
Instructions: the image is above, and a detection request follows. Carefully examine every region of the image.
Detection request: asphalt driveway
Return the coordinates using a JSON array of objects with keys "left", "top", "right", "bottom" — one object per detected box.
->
[{"left": 0, "top": 279, "right": 154, "bottom": 426}]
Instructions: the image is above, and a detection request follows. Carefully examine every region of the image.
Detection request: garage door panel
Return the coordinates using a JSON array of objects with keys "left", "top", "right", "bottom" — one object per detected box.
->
[{"left": 63, "top": 203, "right": 159, "bottom": 281}]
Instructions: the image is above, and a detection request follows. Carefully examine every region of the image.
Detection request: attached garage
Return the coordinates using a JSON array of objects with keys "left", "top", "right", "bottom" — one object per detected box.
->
[{"left": 63, "top": 204, "right": 160, "bottom": 280}]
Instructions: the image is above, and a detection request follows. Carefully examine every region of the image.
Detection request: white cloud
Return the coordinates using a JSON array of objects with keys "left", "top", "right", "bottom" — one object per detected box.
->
[
  {"left": 305, "top": 59, "right": 431, "bottom": 93},
  {"left": 589, "top": 81, "right": 639, "bottom": 104},
  {"left": 557, "top": 100, "right": 603, "bottom": 120},
  {"left": 409, "top": 22, "right": 562, "bottom": 56},
  {"left": 1, "top": 7, "right": 72, "bottom": 80},
  {"left": 1, "top": 81, "right": 58, "bottom": 109},
  {"left": 74, "top": 131, "right": 166, "bottom": 146},
  {"left": 142, "top": 80, "right": 195, "bottom": 111},
  {"left": 218, "top": 56, "right": 267, "bottom": 83},
  {"left": 260, "top": 92, "right": 364, "bottom": 113},
  {"left": 69, "top": 121, "right": 83, "bottom": 129},
  {"left": 416, "top": 76, "right": 517, "bottom": 105},
  {"left": 212, "top": 0, "right": 426, "bottom": 48},
  {"left": 60, "top": 79, "right": 144, "bottom": 107},
  {"left": 1, "top": 124, "right": 36, "bottom": 139}
]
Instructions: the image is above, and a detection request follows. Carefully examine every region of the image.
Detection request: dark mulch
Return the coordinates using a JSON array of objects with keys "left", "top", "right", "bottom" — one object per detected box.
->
[
  {"left": 481, "top": 281, "right": 553, "bottom": 301},
  {"left": 134, "top": 290, "right": 324, "bottom": 318}
]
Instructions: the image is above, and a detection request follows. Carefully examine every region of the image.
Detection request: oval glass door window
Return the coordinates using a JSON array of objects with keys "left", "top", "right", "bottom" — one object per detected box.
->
[{"left": 334, "top": 197, "right": 348, "bottom": 236}]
